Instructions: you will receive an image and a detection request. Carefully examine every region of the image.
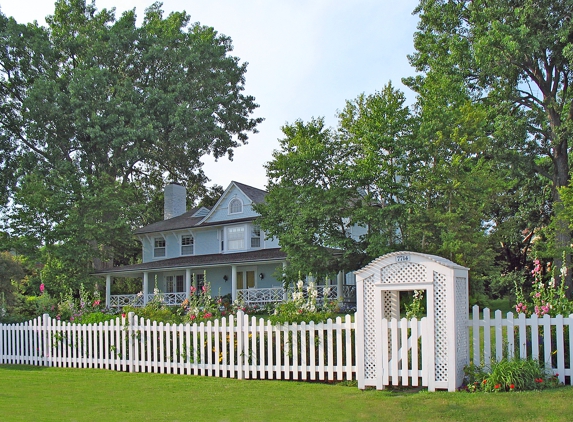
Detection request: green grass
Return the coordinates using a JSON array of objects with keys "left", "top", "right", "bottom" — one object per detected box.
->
[{"left": 0, "top": 365, "right": 571, "bottom": 421}]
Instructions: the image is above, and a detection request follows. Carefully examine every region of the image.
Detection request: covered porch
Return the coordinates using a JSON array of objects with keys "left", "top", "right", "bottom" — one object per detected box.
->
[{"left": 95, "top": 249, "right": 356, "bottom": 308}]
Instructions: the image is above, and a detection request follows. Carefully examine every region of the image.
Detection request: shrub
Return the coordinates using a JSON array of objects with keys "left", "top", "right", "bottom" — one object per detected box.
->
[{"left": 463, "top": 358, "right": 561, "bottom": 392}]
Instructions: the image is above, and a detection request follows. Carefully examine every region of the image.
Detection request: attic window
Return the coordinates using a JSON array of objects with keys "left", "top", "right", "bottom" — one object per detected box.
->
[{"left": 229, "top": 198, "right": 243, "bottom": 214}]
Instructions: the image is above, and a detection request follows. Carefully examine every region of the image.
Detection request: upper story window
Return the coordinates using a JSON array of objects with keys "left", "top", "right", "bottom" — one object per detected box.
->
[
  {"left": 227, "top": 226, "right": 245, "bottom": 250},
  {"left": 229, "top": 198, "right": 243, "bottom": 214},
  {"left": 251, "top": 226, "right": 261, "bottom": 248},
  {"left": 181, "top": 235, "right": 194, "bottom": 255},
  {"left": 154, "top": 237, "right": 166, "bottom": 258}
]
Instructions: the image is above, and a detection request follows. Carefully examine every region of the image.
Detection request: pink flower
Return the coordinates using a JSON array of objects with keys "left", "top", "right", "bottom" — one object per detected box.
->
[
  {"left": 93, "top": 300, "right": 100, "bottom": 307},
  {"left": 535, "top": 292, "right": 541, "bottom": 298},
  {"left": 39, "top": 283, "right": 45, "bottom": 294},
  {"left": 190, "top": 314, "right": 196, "bottom": 320},
  {"left": 204, "top": 312, "right": 212, "bottom": 318},
  {"left": 202, "top": 285, "right": 207, "bottom": 292},
  {"left": 190, "top": 286, "right": 196, "bottom": 293},
  {"left": 122, "top": 313, "right": 126, "bottom": 318}
]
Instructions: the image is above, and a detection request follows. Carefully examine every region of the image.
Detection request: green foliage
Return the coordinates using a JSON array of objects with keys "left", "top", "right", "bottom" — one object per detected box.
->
[
  {"left": 407, "top": 0, "right": 573, "bottom": 291},
  {"left": 74, "top": 311, "right": 119, "bottom": 325},
  {"left": 0, "top": 252, "right": 24, "bottom": 308},
  {"left": 464, "top": 358, "right": 560, "bottom": 392},
  {"left": 256, "top": 84, "right": 414, "bottom": 279},
  {"left": 7, "top": 294, "right": 59, "bottom": 321},
  {"left": 0, "top": 0, "right": 261, "bottom": 288}
]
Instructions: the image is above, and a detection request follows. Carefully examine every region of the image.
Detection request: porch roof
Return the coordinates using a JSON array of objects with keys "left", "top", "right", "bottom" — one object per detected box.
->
[{"left": 94, "top": 248, "right": 287, "bottom": 277}]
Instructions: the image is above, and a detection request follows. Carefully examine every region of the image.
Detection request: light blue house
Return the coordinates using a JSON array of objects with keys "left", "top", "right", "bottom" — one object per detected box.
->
[{"left": 96, "top": 181, "right": 356, "bottom": 308}]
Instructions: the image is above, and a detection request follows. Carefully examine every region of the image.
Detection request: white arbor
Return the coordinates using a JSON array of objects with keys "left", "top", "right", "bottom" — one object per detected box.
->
[{"left": 355, "top": 251, "right": 469, "bottom": 391}]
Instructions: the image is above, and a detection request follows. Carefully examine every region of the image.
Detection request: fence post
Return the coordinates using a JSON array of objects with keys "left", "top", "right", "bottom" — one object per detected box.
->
[
  {"left": 128, "top": 312, "right": 135, "bottom": 373},
  {"left": 42, "top": 313, "right": 50, "bottom": 367},
  {"left": 237, "top": 310, "right": 244, "bottom": 380}
]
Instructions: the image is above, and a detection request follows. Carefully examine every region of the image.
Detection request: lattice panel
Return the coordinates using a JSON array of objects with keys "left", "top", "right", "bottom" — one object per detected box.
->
[
  {"left": 362, "top": 274, "right": 377, "bottom": 379},
  {"left": 455, "top": 277, "right": 469, "bottom": 383},
  {"left": 383, "top": 291, "right": 393, "bottom": 319},
  {"left": 433, "top": 271, "right": 448, "bottom": 382},
  {"left": 380, "top": 262, "right": 426, "bottom": 284}
]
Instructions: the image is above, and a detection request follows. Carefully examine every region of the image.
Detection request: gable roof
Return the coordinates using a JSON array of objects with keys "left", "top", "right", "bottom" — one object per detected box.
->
[{"left": 198, "top": 181, "right": 267, "bottom": 225}]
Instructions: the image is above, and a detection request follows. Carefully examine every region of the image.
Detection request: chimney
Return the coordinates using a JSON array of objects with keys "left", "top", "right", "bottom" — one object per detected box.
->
[{"left": 164, "top": 183, "right": 186, "bottom": 220}]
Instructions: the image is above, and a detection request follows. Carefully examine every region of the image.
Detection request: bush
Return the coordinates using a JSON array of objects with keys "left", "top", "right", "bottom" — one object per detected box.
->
[{"left": 463, "top": 358, "right": 561, "bottom": 392}]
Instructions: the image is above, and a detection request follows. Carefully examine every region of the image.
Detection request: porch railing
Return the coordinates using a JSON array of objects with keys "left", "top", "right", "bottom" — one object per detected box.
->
[
  {"left": 110, "top": 285, "right": 357, "bottom": 308},
  {"left": 236, "top": 287, "right": 285, "bottom": 306}
]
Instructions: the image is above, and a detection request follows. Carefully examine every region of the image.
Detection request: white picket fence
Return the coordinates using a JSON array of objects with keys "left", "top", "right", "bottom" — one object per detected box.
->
[
  {"left": 2, "top": 306, "right": 573, "bottom": 388},
  {"left": 0, "top": 311, "right": 356, "bottom": 381},
  {"left": 469, "top": 306, "right": 573, "bottom": 385}
]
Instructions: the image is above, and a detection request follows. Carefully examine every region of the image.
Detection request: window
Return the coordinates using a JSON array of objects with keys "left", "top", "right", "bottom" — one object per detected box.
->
[
  {"left": 166, "top": 275, "right": 184, "bottom": 293},
  {"left": 251, "top": 226, "right": 261, "bottom": 248},
  {"left": 165, "top": 276, "right": 174, "bottom": 292},
  {"left": 176, "top": 275, "right": 184, "bottom": 292},
  {"left": 229, "top": 198, "right": 243, "bottom": 214},
  {"left": 227, "top": 226, "right": 245, "bottom": 250},
  {"left": 154, "top": 238, "right": 166, "bottom": 257},
  {"left": 220, "top": 229, "right": 224, "bottom": 252},
  {"left": 181, "top": 235, "right": 194, "bottom": 255}
]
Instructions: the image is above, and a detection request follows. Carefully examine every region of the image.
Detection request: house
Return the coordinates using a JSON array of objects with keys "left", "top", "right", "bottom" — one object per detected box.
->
[{"left": 96, "top": 181, "right": 355, "bottom": 308}]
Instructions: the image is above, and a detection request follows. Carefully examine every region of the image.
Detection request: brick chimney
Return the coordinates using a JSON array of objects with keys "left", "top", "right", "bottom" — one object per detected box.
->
[{"left": 164, "top": 183, "right": 186, "bottom": 220}]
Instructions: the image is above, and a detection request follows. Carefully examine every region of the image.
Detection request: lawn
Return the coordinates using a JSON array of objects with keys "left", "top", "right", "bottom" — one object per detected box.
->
[{"left": 0, "top": 365, "right": 570, "bottom": 421}]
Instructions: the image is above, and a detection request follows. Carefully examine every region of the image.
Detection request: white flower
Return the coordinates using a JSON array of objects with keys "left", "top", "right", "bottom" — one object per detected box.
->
[
  {"left": 297, "top": 280, "right": 304, "bottom": 290},
  {"left": 549, "top": 277, "right": 556, "bottom": 288},
  {"left": 560, "top": 266, "right": 567, "bottom": 280}
]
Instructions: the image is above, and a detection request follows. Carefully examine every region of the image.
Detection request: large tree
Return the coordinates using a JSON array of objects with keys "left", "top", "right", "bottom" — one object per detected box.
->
[
  {"left": 256, "top": 84, "right": 414, "bottom": 281},
  {"left": 0, "top": 0, "right": 262, "bottom": 294},
  {"left": 406, "top": 0, "right": 573, "bottom": 293}
]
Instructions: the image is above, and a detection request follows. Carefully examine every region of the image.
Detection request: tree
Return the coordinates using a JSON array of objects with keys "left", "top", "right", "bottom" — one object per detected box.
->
[
  {"left": 0, "top": 1, "right": 262, "bottom": 293},
  {"left": 256, "top": 117, "right": 362, "bottom": 281},
  {"left": 0, "top": 252, "right": 24, "bottom": 308},
  {"left": 256, "top": 84, "right": 414, "bottom": 281},
  {"left": 406, "top": 0, "right": 573, "bottom": 294}
]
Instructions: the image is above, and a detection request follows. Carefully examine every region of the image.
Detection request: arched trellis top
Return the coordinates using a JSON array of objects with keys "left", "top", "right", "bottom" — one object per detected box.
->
[{"left": 355, "top": 251, "right": 469, "bottom": 283}]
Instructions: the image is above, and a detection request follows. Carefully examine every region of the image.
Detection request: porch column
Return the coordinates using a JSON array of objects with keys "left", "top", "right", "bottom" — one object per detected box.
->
[
  {"left": 282, "top": 262, "right": 288, "bottom": 300},
  {"left": 105, "top": 275, "right": 111, "bottom": 308},
  {"left": 185, "top": 269, "right": 192, "bottom": 299},
  {"left": 143, "top": 271, "right": 149, "bottom": 305},
  {"left": 337, "top": 271, "right": 344, "bottom": 301},
  {"left": 231, "top": 265, "right": 237, "bottom": 301}
]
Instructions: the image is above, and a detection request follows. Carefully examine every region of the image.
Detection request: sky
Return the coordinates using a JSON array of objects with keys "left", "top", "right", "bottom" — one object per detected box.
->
[{"left": 1, "top": 0, "right": 420, "bottom": 191}]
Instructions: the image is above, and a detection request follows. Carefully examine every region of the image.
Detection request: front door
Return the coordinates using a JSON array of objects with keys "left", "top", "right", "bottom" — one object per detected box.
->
[{"left": 237, "top": 270, "right": 256, "bottom": 289}]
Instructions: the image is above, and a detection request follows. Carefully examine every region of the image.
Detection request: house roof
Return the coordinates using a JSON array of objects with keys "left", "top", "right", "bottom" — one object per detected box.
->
[
  {"left": 94, "top": 248, "right": 287, "bottom": 277},
  {"left": 135, "top": 182, "right": 267, "bottom": 235},
  {"left": 232, "top": 181, "right": 267, "bottom": 204},
  {"left": 134, "top": 207, "right": 209, "bottom": 235}
]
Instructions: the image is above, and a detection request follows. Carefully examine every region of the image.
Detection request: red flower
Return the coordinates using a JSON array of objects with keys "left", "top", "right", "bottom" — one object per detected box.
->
[
  {"left": 509, "top": 384, "right": 515, "bottom": 390},
  {"left": 482, "top": 379, "right": 487, "bottom": 384},
  {"left": 494, "top": 384, "right": 501, "bottom": 389}
]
